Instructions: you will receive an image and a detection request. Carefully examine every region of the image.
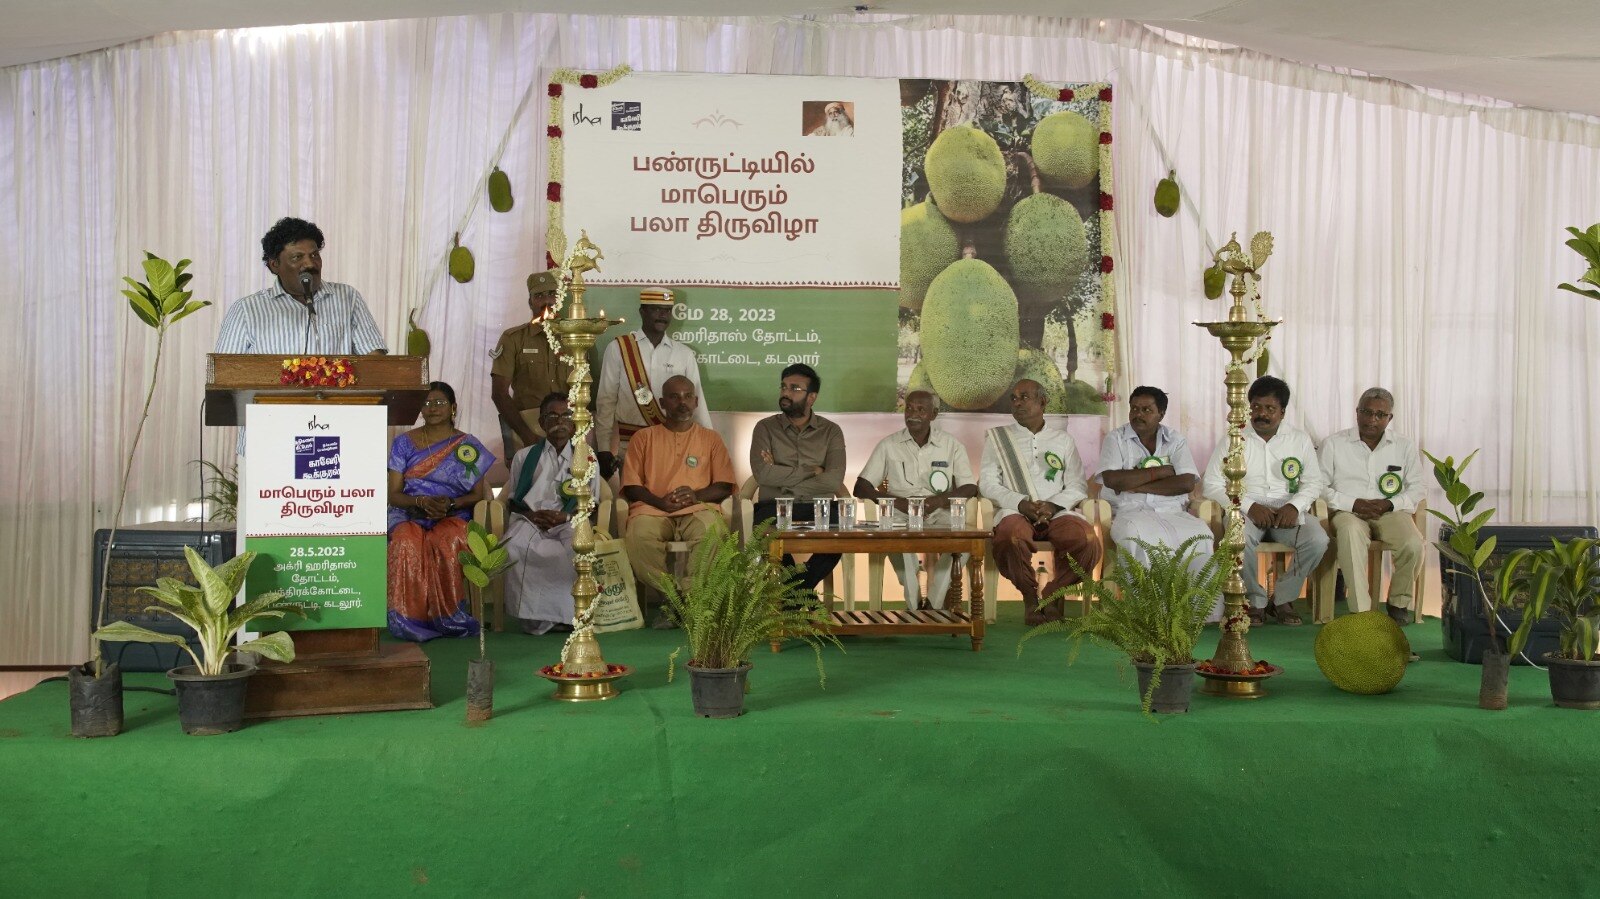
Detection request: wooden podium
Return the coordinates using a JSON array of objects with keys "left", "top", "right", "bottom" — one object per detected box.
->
[{"left": 207, "top": 353, "right": 434, "bottom": 719}]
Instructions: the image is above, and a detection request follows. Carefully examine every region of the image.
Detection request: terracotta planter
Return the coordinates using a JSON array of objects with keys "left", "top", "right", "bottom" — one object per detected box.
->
[
  {"left": 687, "top": 662, "right": 752, "bottom": 718},
  {"left": 1544, "top": 654, "right": 1600, "bottom": 709},
  {"left": 1133, "top": 661, "right": 1197, "bottom": 714}
]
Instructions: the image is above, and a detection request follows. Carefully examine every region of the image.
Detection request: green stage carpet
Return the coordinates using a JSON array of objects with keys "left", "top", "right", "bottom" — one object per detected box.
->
[{"left": 1, "top": 606, "right": 1589, "bottom": 897}]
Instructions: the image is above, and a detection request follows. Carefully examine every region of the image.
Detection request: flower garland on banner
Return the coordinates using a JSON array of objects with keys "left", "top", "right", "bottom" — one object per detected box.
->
[
  {"left": 1023, "top": 76, "right": 1119, "bottom": 402},
  {"left": 544, "top": 65, "right": 632, "bottom": 273}
]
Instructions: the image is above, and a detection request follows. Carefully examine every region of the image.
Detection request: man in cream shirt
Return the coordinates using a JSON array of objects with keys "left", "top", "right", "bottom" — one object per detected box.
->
[
  {"left": 1318, "top": 388, "right": 1426, "bottom": 624},
  {"left": 854, "top": 390, "right": 979, "bottom": 610},
  {"left": 1202, "top": 376, "right": 1328, "bottom": 626},
  {"left": 979, "top": 379, "right": 1100, "bottom": 625}
]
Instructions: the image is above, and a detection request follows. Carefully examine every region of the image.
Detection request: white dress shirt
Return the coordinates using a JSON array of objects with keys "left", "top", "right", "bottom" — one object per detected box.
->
[
  {"left": 1318, "top": 427, "right": 1425, "bottom": 514},
  {"left": 595, "top": 330, "right": 711, "bottom": 452},
  {"left": 1095, "top": 423, "right": 1199, "bottom": 516},
  {"left": 507, "top": 440, "right": 575, "bottom": 513},
  {"left": 979, "top": 423, "right": 1088, "bottom": 523},
  {"left": 214, "top": 281, "right": 386, "bottom": 355},
  {"left": 858, "top": 427, "right": 975, "bottom": 498},
  {"left": 1202, "top": 423, "right": 1326, "bottom": 513}
]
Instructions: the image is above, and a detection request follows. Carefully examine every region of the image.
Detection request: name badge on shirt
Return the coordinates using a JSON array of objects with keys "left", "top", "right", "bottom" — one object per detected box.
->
[
  {"left": 1281, "top": 457, "right": 1303, "bottom": 494},
  {"left": 686, "top": 455, "right": 699, "bottom": 468},
  {"left": 522, "top": 348, "right": 542, "bottom": 355},
  {"left": 928, "top": 469, "right": 951, "bottom": 493},
  {"left": 1377, "top": 470, "right": 1403, "bottom": 498}
]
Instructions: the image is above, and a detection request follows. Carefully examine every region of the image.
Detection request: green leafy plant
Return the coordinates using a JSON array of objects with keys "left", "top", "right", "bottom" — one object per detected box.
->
[
  {"left": 92, "top": 254, "right": 213, "bottom": 675},
  {"left": 91, "top": 547, "right": 297, "bottom": 676},
  {"left": 1019, "top": 536, "right": 1232, "bottom": 712},
  {"left": 1496, "top": 537, "right": 1600, "bottom": 661},
  {"left": 658, "top": 526, "right": 841, "bottom": 685},
  {"left": 1557, "top": 223, "right": 1600, "bottom": 301},
  {"left": 458, "top": 520, "right": 513, "bottom": 660},
  {"left": 1424, "top": 450, "right": 1502, "bottom": 653},
  {"left": 192, "top": 460, "right": 238, "bottom": 523}
]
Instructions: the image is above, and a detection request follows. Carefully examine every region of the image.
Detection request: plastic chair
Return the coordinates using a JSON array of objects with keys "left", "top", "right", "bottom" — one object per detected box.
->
[
  {"left": 736, "top": 476, "right": 845, "bottom": 604},
  {"left": 1195, "top": 497, "right": 1331, "bottom": 622},
  {"left": 846, "top": 495, "right": 981, "bottom": 613},
  {"left": 613, "top": 490, "right": 734, "bottom": 597},
  {"left": 1313, "top": 500, "right": 1429, "bottom": 620},
  {"left": 474, "top": 478, "right": 613, "bottom": 633},
  {"left": 979, "top": 498, "right": 1110, "bottom": 623}
]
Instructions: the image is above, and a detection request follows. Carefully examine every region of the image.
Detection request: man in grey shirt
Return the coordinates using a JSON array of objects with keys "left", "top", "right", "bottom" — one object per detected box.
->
[{"left": 750, "top": 363, "right": 846, "bottom": 590}]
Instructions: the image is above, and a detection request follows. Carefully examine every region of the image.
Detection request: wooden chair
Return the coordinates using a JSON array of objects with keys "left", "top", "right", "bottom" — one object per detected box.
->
[
  {"left": 978, "top": 498, "right": 1111, "bottom": 623},
  {"left": 1313, "top": 500, "right": 1429, "bottom": 621},
  {"left": 1195, "top": 497, "right": 1331, "bottom": 622},
  {"left": 473, "top": 478, "right": 614, "bottom": 633}
]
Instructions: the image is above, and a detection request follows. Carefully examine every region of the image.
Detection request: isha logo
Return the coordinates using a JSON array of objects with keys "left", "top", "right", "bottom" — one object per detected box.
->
[{"left": 294, "top": 436, "right": 341, "bottom": 480}]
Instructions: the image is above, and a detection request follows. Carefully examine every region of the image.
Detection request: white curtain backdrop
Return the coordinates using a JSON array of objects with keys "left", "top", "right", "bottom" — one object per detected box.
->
[{"left": 4, "top": 14, "right": 1598, "bottom": 665}]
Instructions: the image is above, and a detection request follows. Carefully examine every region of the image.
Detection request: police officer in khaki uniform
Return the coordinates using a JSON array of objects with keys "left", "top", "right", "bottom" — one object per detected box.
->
[{"left": 491, "top": 270, "right": 580, "bottom": 462}]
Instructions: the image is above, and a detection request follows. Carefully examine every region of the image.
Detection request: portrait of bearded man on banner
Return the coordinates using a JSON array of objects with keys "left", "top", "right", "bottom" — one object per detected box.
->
[{"left": 805, "top": 100, "right": 855, "bottom": 136}]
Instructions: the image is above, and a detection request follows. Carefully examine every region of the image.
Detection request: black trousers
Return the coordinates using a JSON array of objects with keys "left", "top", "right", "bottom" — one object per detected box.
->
[{"left": 751, "top": 499, "right": 842, "bottom": 591}]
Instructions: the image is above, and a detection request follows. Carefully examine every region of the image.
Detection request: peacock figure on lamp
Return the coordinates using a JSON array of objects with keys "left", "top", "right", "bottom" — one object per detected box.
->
[
  {"left": 1193, "top": 231, "right": 1283, "bottom": 697},
  {"left": 535, "top": 231, "right": 633, "bottom": 701}
]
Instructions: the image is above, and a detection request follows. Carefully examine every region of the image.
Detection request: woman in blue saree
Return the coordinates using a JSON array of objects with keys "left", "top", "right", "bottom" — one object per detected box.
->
[{"left": 386, "top": 381, "right": 495, "bottom": 641}]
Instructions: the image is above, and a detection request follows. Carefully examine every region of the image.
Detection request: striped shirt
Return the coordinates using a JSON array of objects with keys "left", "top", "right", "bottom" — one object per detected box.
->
[{"left": 214, "top": 281, "right": 387, "bottom": 356}]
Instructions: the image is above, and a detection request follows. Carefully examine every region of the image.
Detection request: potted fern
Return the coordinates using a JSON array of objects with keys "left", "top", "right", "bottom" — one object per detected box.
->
[
  {"left": 657, "top": 527, "right": 840, "bottom": 718},
  {"left": 1496, "top": 537, "right": 1600, "bottom": 709},
  {"left": 459, "top": 520, "right": 514, "bottom": 722},
  {"left": 1019, "top": 536, "right": 1231, "bottom": 714},
  {"left": 91, "top": 547, "right": 297, "bottom": 735},
  {"left": 72, "top": 253, "right": 210, "bottom": 737}
]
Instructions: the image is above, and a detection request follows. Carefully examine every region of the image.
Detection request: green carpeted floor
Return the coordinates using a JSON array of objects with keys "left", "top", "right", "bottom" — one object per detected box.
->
[{"left": 1, "top": 605, "right": 1590, "bottom": 897}]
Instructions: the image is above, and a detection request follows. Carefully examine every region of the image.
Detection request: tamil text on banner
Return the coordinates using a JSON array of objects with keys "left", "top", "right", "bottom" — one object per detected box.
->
[{"left": 243, "top": 404, "right": 388, "bottom": 630}]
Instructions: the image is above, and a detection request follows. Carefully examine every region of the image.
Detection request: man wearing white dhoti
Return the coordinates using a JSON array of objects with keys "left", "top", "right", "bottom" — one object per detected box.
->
[
  {"left": 501, "top": 393, "right": 593, "bottom": 635},
  {"left": 1095, "top": 386, "right": 1218, "bottom": 618}
]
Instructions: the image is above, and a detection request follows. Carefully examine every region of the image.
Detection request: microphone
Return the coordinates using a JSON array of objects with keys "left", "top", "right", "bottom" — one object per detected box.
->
[{"left": 300, "top": 272, "right": 316, "bottom": 353}]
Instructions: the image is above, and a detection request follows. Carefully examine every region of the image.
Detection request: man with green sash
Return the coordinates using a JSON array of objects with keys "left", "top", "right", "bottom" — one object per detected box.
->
[
  {"left": 1202, "top": 376, "right": 1328, "bottom": 627},
  {"left": 979, "top": 379, "right": 1101, "bottom": 625},
  {"left": 501, "top": 393, "right": 593, "bottom": 635},
  {"left": 1318, "top": 387, "right": 1425, "bottom": 624}
]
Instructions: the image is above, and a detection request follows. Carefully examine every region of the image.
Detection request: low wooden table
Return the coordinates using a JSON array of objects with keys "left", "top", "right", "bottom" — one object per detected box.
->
[{"left": 769, "top": 526, "right": 989, "bottom": 652}]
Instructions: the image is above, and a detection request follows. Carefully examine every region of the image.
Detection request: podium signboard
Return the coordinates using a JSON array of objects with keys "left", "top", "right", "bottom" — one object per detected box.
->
[{"left": 243, "top": 404, "right": 388, "bottom": 630}]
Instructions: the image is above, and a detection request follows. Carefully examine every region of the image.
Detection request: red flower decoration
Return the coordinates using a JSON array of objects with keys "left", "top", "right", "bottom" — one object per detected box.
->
[
  {"left": 1101, "top": 312, "right": 1116, "bottom": 330},
  {"left": 1100, "top": 255, "right": 1114, "bottom": 273},
  {"left": 546, "top": 251, "right": 558, "bottom": 270},
  {"left": 1099, "top": 192, "right": 1114, "bottom": 211},
  {"left": 547, "top": 182, "right": 562, "bottom": 202},
  {"left": 1099, "top": 86, "right": 1113, "bottom": 102},
  {"left": 547, "top": 125, "right": 563, "bottom": 139},
  {"left": 579, "top": 74, "right": 598, "bottom": 89},
  {"left": 1099, "top": 131, "right": 1113, "bottom": 145},
  {"left": 1057, "top": 88, "right": 1075, "bottom": 102},
  {"left": 547, "top": 83, "right": 562, "bottom": 98}
]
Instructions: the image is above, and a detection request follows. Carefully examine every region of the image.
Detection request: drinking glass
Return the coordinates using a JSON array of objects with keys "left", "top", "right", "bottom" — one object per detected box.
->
[
  {"left": 775, "top": 497, "right": 793, "bottom": 530},
  {"left": 907, "top": 497, "right": 926, "bottom": 530},
  {"left": 838, "top": 497, "right": 857, "bottom": 531},
  {"left": 877, "top": 498, "right": 897, "bottom": 528},
  {"left": 948, "top": 498, "right": 968, "bottom": 530},
  {"left": 813, "top": 497, "right": 832, "bottom": 530}
]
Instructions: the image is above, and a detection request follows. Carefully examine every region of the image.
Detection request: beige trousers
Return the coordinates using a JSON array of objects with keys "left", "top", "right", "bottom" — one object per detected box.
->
[
  {"left": 1331, "top": 509, "right": 1424, "bottom": 611},
  {"left": 623, "top": 507, "right": 727, "bottom": 594}
]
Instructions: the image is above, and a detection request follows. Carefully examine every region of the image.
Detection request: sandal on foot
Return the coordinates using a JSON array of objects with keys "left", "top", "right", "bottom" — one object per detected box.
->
[{"left": 1272, "top": 604, "right": 1303, "bottom": 627}]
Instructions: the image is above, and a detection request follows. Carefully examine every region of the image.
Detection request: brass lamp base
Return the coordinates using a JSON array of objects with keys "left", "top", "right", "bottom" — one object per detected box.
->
[
  {"left": 1196, "top": 663, "right": 1283, "bottom": 699},
  {"left": 537, "top": 664, "right": 633, "bottom": 702}
]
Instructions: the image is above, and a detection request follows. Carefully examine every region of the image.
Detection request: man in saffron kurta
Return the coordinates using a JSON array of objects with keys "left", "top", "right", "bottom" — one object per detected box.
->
[{"left": 621, "top": 376, "right": 735, "bottom": 620}]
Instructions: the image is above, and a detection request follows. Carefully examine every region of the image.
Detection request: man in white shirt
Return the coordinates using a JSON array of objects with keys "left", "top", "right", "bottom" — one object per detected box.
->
[
  {"left": 1318, "top": 387, "right": 1426, "bottom": 624},
  {"left": 595, "top": 287, "right": 710, "bottom": 478},
  {"left": 854, "top": 390, "right": 979, "bottom": 610},
  {"left": 500, "top": 393, "right": 596, "bottom": 635},
  {"left": 1202, "top": 376, "right": 1329, "bottom": 627},
  {"left": 980, "top": 379, "right": 1100, "bottom": 625},
  {"left": 1096, "top": 386, "right": 1217, "bottom": 611}
]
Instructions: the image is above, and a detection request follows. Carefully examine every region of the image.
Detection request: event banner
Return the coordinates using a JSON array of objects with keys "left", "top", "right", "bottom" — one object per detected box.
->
[
  {"left": 552, "top": 72, "right": 1115, "bottom": 414},
  {"left": 243, "top": 404, "right": 388, "bottom": 630}
]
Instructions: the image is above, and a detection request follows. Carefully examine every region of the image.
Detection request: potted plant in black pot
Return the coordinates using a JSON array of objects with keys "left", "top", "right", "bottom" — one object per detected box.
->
[
  {"left": 657, "top": 527, "right": 840, "bottom": 718},
  {"left": 1497, "top": 537, "right": 1600, "bottom": 709},
  {"left": 91, "top": 547, "right": 297, "bottom": 735},
  {"left": 72, "top": 253, "right": 211, "bottom": 737},
  {"left": 459, "top": 520, "right": 514, "bottom": 722},
  {"left": 1019, "top": 536, "right": 1231, "bottom": 714}
]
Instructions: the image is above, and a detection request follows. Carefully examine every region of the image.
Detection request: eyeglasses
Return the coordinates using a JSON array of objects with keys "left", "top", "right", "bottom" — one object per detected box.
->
[
  {"left": 540, "top": 412, "right": 574, "bottom": 423},
  {"left": 422, "top": 399, "right": 451, "bottom": 408},
  {"left": 780, "top": 384, "right": 810, "bottom": 394},
  {"left": 1357, "top": 408, "right": 1392, "bottom": 420},
  {"left": 1248, "top": 403, "right": 1281, "bottom": 415}
]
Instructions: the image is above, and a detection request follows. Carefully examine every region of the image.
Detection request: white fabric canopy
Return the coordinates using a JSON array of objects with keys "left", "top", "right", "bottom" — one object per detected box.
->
[{"left": 3, "top": 14, "right": 1599, "bottom": 665}]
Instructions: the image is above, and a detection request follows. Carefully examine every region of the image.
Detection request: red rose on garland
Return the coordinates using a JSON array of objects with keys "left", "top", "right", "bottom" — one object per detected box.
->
[
  {"left": 547, "top": 83, "right": 562, "bottom": 97},
  {"left": 546, "top": 251, "right": 558, "bottom": 270},
  {"left": 579, "top": 74, "right": 598, "bottom": 89},
  {"left": 1101, "top": 312, "right": 1116, "bottom": 330},
  {"left": 547, "top": 182, "right": 562, "bottom": 202},
  {"left": 1099, "top": 132, "right": 1113, "bottom": 145},
  {"left": 1100, "top": 255, "right": 1114, "bottom": 273},
  {"left": 1099, "top": 192, "right": 1114, "bottom": 211},
  {"left": 547, "top": 125, "right": 562, "bottom": 139},
  {"left": 1099, "top": 86, "right": 1113, "bottom": 101},
  {"left": 1057, "top": 88, "right": 1075, "bottom": 102}
]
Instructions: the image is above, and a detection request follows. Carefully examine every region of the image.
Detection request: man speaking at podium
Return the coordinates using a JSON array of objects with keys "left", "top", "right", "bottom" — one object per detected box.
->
[{"left": 215, "top": 217, "right": 387, "bottom": 356}]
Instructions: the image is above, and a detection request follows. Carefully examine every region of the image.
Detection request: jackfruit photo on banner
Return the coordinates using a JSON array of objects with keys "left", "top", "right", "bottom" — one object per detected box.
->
[{"left": 899, "top": 78, "right": 1110, "bottom": 415}]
